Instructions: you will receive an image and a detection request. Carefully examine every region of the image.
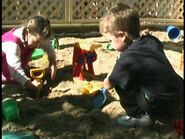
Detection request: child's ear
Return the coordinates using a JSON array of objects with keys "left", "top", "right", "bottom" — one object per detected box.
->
[
  {"left": 118, "top": 31, "right": 126, "bottom": 42},
  {"left": 24, "top": 27, "right": 29, "bottom": 42},
  {"left": 25, "top": 27, "right": 30, "bottom": 33}
]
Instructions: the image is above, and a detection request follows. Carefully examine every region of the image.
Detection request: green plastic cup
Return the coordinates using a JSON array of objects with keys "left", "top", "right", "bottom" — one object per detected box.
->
[{"left": 2, "top": 98, "right": 20, "bottom": 122}]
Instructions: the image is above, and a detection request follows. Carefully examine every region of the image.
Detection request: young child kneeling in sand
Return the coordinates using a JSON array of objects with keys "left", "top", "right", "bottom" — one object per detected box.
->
[
  {"left": 99, "top": 2, "right": 183, "bottom": 128},
  {"left": 2, "top": 15, "right": 57, "bottom": 93}
]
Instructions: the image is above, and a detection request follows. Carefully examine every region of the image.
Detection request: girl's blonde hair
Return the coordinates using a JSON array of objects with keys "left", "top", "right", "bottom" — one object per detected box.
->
[
  {"left": 23, "top": 15, "right": 53, "bottom": 40},
  {"left": 99, "top": 2, "right": 140, "bottom": 40}
]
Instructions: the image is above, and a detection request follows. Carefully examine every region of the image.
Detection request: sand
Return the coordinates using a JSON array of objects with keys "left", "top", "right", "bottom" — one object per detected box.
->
[{"left": 2, "top": 30, "right": 184, "bottom": 139}]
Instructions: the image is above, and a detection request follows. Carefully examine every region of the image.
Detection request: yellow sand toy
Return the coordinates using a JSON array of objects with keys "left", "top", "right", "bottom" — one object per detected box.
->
[
  {"left": 76, "top": 40, "right": 102, "bottom": 52},
  {"left": 72, "top": 40, "right": 103, "bottom": 96},
  {"left": 180, "top": 50, "right": 184, "bottom": 70},
  {"left": 73, "top": 78, "right": 103, "bottom": 96},
  {"left": 30, "top": 68, "right": 45, "bottom": 99}
]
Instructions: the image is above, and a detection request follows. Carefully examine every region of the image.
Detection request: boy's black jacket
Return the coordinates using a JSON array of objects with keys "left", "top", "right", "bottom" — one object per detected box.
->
[{"left": 109, "top": 34, "right": 183, "bottom": 100}]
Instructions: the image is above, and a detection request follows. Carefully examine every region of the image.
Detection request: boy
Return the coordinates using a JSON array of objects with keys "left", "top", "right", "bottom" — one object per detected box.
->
[{"left": 99, "top": 2, "right": 183, "bottom": 128}]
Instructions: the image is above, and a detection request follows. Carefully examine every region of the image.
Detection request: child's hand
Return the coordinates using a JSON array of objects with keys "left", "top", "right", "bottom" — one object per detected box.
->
[
  {"left": 103, "top": 72, "right": 113, "bottom": 90},
  {"left": 50, "top": 64, "right": 57, "bottom": 80},
  {"left": 32, "top": 80, "right": 43, "bottom": 91},
  {"left": 103, "top": 78, "right": 113, "bottom": 90},
  {"left": 25, "top": 79, "right": 42, "bottom": 91}
]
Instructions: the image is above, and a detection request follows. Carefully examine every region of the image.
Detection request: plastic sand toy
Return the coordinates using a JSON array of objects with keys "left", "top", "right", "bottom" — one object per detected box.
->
[
  {"left": 80, "top": 81, "right": 103, "bottom": 96},
  {"left": 167, "top": 26, "right": 181, "bottom": 41},
  {"left": 72, "top": 41, "right": 102, "bottom": 80},
  {"left": 180, "top": 50, "right": 184, "bottom": 70},
  {"left": 73, "top": 78, "right": 103, "bottom": 96},
  {"left": 2, "top": 132, "right": 37, "bottom": 139},
  {"left": 2, "top": 98, "right": 20, "bottom": 122},
  {"left": 107, "top": 44, "right": 114, "bottom": 51},
  {"left": 30, "top": 68, "right": 45, "bottom": 99},
  {"left": 30, "top": 49, "right": 44, "bottom": 60},
  {"left": 92, "top": 88, "right": 107, "bottom": 108},
  {"left": 51, "top": 38, "right": 59, "bottom": 49}
]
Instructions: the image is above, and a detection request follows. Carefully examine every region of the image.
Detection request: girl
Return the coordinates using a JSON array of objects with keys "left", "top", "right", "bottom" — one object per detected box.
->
[{"left": 2, "top": 15, "right": 57, "bottom": 93}]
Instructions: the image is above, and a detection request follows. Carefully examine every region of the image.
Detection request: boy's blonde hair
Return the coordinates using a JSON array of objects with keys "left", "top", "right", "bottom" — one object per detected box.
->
[
  {"left": 24, "top": 15, "right": 53, "bottom": 40},
  {"left": 99, "top": 2, "right": 140, "bottom": 40}
]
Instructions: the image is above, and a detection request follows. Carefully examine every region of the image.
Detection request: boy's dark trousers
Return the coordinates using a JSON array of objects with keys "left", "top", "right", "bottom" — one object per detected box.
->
[{"left": 115, "top": 86, "right": 183, "bottom": 122}]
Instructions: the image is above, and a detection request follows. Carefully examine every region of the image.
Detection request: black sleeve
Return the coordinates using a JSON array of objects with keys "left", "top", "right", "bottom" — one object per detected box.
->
[{"left": 109, "top": 52, "right": 138, "bottom": 90}]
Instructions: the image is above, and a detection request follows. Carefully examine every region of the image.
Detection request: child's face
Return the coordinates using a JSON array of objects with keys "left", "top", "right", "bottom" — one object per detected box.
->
[
  {"left": 104, "top": 32, "right": 128, "bottom": 52},
  {"left": 27, "top": 32, "right": 45, "bottom": 48}
]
